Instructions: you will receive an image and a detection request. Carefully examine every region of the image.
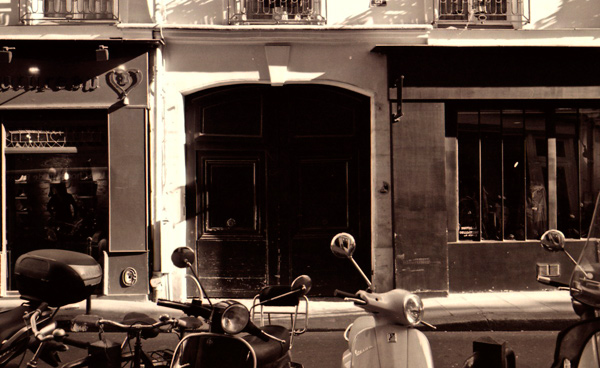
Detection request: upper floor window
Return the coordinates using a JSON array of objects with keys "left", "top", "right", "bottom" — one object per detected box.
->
[
  {"left": 435, "top": 0, "right": 529, "bottom": 27},
  {"left": 450, "top": 106, "right": 600, "bottom": 242},
  {"left": 20, "top": 0, "right": 118, "bottom": 22},
  {"left": 228, "top": 0, "right": 326, "bottom": 25}
]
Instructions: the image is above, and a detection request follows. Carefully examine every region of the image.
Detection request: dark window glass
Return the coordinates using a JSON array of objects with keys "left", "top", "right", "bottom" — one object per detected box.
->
[
  {"left": 454, "top": 106, "right": 600, "bottom": 242},
  {"left": 480, "top": 111, "right": 502, "bottom": 240},
  {"left": 4, "top": 115, "right": 108, "bottom": 290},
  {"left": 555, "top": 109, "right": 580, "bottom": 238},
  {"left": 502, "top": 110, "right": 525, "bottom": 240},
  {"left": 579, "top": 109, "right": 600, "bottom": 237},
  {"left": 524, "top": 111, "right": 548, "bottom": 239},
  {"left": 458, "top": 111, "right": 481, "bottom": 240}
]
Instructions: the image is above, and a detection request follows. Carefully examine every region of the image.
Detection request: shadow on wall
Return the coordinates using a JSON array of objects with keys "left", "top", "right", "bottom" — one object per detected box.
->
[
  {"left": 166, "top": 0, "right": 223, "bottom": 24},
  {"left": 337, "top": 0, "right": 425, "bottom": 25},
  {"left": 535, "top": 0, "right": 600, "bottom": 29}
]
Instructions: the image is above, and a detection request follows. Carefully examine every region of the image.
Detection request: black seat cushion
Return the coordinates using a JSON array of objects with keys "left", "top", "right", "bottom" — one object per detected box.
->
[
  {"left": 241, "top": 325, "right": 291, "bottom": 365},
  {"left": 0, "top": 306, "right": 33, "bottom": 345}
]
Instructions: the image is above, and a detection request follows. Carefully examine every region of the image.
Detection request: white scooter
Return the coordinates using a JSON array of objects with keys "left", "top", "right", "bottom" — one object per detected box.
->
[{"left": 330, "top": 233, "right": 435, "bottom": 368}]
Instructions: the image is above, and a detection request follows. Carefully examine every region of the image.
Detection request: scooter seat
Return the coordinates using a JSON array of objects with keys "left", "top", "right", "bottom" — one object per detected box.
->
[
  {"left": 242, "top": 325, "right": 291, "bottom": 365},
  {"left": 0, "top": 306, "right": 33, "bottom": 346}
]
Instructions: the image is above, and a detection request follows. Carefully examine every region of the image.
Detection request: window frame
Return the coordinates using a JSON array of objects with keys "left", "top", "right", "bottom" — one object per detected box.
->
[{"left": 448, "top": 102, "right": 600, "bottom": 242}]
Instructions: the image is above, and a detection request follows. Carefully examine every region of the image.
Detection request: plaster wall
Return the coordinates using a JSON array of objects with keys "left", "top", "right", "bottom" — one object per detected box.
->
[
  {"left": 0, "top": 0, "right": 596, "bottom": 30},
  {"left": 159, "top": 0, "right": 600, "bottom": 30},
  {"left": 155, "top": 38, "right": 395, "bottom": 295}
]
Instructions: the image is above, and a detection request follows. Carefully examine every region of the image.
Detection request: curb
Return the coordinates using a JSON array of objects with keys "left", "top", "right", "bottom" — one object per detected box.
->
[{"left": 0, "top": 295, "right": 580, "bottom": 333}]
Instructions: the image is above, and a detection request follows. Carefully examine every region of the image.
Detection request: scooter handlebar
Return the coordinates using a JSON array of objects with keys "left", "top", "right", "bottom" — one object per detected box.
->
[
  {"left": 537, "top": 276, "right": 570, "bottom": 289},
  {"left": 245, "top": 322, "right": 271, "bottom": 342},
  {"left": 334, "top": 290, "right": 357, "bottom": 299},
  {"left": 157, "top": 299, "right": 211, "bottom": 319}
]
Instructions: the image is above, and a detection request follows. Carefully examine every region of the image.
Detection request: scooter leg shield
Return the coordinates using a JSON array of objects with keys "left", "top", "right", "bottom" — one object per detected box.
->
[{"left": 551, "top": 317, "right": 600, "bottom": 368}]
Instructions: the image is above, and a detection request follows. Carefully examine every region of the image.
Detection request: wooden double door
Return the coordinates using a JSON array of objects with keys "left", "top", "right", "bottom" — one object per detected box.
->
[{"left": 187, "top": 85, "right": 371, "bottom": 297}]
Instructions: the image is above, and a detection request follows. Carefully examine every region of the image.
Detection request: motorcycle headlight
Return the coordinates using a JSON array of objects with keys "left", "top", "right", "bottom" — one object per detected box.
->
[
  {"left": 404, "top": 294, "right": 424, "bottom": 326},
  {"left": 221, "top": 303, "right": 250, "bottom": 334}
]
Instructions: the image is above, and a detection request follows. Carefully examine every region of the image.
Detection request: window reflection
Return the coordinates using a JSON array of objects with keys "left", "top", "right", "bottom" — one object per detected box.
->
[
  {"left": 5, "top": 119, "right": 108, "bottom": 290},
  {"left": 524, "top": 111, "right": 547, "bottom": 240}
]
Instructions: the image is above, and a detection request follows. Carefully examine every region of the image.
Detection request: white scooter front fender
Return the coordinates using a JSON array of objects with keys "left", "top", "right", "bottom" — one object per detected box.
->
[{"left": 341, "top": 319, "right": 434, "bottom": 368}]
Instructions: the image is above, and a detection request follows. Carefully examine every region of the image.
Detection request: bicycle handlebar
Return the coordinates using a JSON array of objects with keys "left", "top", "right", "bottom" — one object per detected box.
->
[
  {"left": 96, "top": 317, "right": 179, "bottom": 331},
  {"left": 71, "top": 314, "right": 182, "bottom": 334}
]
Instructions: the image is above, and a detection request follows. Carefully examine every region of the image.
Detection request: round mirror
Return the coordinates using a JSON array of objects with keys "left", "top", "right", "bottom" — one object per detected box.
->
[
  {"left": 330, "top": 233, "right": 356, "bottom": 259},
  {"left": 171, "top": 247, "right": 196, "bottom": 268},
  {"left": 540, "top": 230, "right": 566, "bottom": 252},
  {"left": 291, "top": 275, "right": 312, "bottom": 295}
]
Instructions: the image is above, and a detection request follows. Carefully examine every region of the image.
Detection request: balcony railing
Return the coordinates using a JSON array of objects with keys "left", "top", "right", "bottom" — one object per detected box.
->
[
  {"left": 20, "top": 0, "right": 118, "bottom": 23},
  {"left": 435, "top": 0, "right": 529, "bottom": 27},
  {"left": 228, "top": 0, "right": 326, "bottom": 25}
]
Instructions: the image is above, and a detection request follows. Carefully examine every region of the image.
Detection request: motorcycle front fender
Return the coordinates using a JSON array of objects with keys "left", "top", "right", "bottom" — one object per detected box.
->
[{"left": 171, "top": 332, "right": 257, "bottom": 368}]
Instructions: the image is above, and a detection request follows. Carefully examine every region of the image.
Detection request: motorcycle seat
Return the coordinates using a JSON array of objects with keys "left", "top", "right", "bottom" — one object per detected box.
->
[
  {"left": 179, "top": 316, "right": 203, "bottom": 331},
  {"left": 0, "top": 306, "right": 33, "bottom": 346},
  {"left": 122, "top": 312, "right": 160, "bottom": 339},
  {"left": 242, "top": 325, "right": 291, "bottom": 365}
]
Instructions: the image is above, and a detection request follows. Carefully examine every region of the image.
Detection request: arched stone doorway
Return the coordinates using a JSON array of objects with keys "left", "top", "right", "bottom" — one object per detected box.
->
[{"left": 185, "top": 84, "right": 371, "bottom": 297}]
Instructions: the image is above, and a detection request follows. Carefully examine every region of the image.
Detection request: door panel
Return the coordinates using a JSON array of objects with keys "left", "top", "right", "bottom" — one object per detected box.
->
[
  {"left": 189, "top": 85, "right": 370, "bottom": 297},
  {"left": 290, "top": 155, "right": 371, "bottom": 295},
  {"left": 196, "top": 153, "right": 267, "bottom": 295},
  {"left": 296, "top": 159, "right": 350, "bottom": 230},
  {"left": 203, "top": 159, "right": 260, "bottom": 233}
]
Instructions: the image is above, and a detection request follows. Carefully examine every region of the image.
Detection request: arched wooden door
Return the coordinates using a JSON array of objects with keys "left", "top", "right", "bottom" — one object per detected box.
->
[{"left": 186, "top": 85, "right": 371, "bottom": 297}]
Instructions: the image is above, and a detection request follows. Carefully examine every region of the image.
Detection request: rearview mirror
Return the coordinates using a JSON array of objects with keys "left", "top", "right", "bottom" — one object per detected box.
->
[
  {"left": 330, "top": 233, "right": 356, "bottom": 259},
  {"left": 171, "top": 247, "right": 196, "bottom": 268},
  {"left": 291, "top": 275, "right": 312, "bottom": 295},
  {"left": 540, "top": 230, "right": 566, "bottom": 253}
]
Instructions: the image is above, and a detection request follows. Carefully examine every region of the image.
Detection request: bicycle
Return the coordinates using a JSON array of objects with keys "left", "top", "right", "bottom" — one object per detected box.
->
[{"left": 48, "top": 312, "right": 202, "bottom": 368}]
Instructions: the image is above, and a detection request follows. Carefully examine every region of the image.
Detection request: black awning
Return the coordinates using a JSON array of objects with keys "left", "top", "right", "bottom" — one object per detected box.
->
[
  {"left": 0, "top": 39, "right": 159, "bottom": 84},
  {"left": 372, "top": 45, "right": 600, "bottom": 88}
]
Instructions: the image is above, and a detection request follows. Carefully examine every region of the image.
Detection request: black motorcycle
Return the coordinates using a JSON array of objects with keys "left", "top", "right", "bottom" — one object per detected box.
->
[
  {"left": 0, "top": 249, "right": 102, "bottom": 367},
  {"left": 157, "top": 246, "right": 310, "bottom": 368}
]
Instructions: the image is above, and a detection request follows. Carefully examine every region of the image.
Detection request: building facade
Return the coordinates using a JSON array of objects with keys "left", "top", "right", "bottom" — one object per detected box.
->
[
  {"left": 2, "top": 0, "right": 600, "bottom": 300},
  {"left": 0, "top": 5, "right": 159, "bottom": 297}
]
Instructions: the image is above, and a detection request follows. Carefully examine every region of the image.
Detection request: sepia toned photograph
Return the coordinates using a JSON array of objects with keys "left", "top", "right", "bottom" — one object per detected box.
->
[{"left": 0, "top": 0, "right": 598, "bottom": 367}]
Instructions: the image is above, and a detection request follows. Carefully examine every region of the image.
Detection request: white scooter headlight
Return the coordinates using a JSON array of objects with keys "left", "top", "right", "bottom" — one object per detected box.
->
[
  {"left": 221, "top": 303, "right": 250, "bottom": 334},
  {"left": 404, "top": 294, "right": 424, "bottom": 326}
]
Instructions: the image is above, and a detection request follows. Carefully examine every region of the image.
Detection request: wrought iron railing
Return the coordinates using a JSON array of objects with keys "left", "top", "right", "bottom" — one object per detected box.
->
[
  {"left": 435, "top": 0, "right": 529, "bottom": 26},
  {"left": 228, "top": 0, "right": 326, "bottom": 25},
  {"left": 20, "top": 0, "right": 118, "bottom": 22}
]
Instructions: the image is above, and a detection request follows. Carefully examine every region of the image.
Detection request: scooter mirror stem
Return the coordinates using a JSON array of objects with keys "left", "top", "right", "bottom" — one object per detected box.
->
[
  {"left": 420, "top": 320, "right": 437, "bottom": 330},
  {"left": 185, "top": 261, "right": 213, "bottom": 307},
  {"left": 349, "top": 256, "right": 372, "bottom": 289},
  {"left": 564, "top": 250, "right": 594, "bottom": 279}
]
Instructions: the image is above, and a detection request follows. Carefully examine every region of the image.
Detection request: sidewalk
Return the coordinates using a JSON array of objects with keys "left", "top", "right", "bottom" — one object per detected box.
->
[{"left": 0, "top": 290, "right": 579, "bottom": 332}]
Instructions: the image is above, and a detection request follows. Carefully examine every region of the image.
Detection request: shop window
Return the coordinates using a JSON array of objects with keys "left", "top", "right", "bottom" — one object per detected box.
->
[
  {"left": 453, "top": 106, "right": 600, "bottom": 241},
  {"left": 3, "top": 112, "right": 108, "bottom": 290}
]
